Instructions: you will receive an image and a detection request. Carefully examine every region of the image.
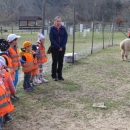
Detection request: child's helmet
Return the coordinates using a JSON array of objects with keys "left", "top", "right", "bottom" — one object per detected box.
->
[{"left": 0, "top": 39, "right": 10, "bottom": 51}]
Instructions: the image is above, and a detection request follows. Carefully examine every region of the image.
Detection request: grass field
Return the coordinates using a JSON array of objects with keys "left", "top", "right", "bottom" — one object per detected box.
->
[{"left": 3, "top": 44, "right": 130, "bottom": 130}]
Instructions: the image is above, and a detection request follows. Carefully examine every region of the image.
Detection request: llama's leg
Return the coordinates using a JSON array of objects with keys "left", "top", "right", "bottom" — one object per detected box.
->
[
  {"left": 121, "top": 50, "right": 125, "bottom": 60},
  {"left": 125, "top": 51, "right": 129, "bottom": 61}
]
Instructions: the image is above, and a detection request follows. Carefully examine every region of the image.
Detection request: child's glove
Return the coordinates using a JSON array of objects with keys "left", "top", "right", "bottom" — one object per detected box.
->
[{"left": 20, "top": 59, "right": 26, "bottom": 64}]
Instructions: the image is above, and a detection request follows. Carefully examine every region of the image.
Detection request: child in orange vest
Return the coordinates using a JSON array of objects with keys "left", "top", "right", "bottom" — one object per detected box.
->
[
  {"left": 0, "top": 39, "right": 18, "bottom": 101},
  {"left": 36, "top": 33, "right": 48, "bottom": 83},
  {"left": 20, "top": 41, "right": 34, "bottom": 92},
  {"left": 30, "top": 44, "right": 40, "bottom": 86},
  {"left": 0, "top": 56, "right": 16, "bottom": 97},
  {"left": 0, "top": 62, "right": 14, "bottom": 129},
  {"left": 0, "top": 57, "right": 15, "bottom": 123},
  {"left": 7, "top": 34, "right": 20, "bottom": 99}
]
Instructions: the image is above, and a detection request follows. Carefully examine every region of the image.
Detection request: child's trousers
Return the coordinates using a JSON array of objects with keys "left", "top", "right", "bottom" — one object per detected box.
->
[
  {"left": 30, "top": 75, "right": 35, "bottom": 83},
  {"left": 23, "top": 72, "right": 31, "bottom": 89},
  {"left": 38, "top": 64, "right": 43, "bottom": 78}
]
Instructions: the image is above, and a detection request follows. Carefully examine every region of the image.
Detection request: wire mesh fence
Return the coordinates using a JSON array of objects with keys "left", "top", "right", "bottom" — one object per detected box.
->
[{"left": 0, "top": 24, "right": 127, "bottom": 53}]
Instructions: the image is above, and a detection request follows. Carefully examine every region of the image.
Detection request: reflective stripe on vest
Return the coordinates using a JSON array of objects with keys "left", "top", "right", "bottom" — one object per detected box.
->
[
  {"left": 31, "top": 67, "right": 38, "bottom": 72},
  {"left": 39, "top": 55, "right": 46, "bottom": 59},
  {"left": 13, "top": 66, "right": 19, "bottom": 70},
  {"left": 7, "top": 93, "right": 11, "bottom": 97},
  {"left": 0, "top": 94, "right": 6, "bottom": 100},
  {"left": 22, "top": 62, "right": 34, "bottom": 71},
  {"left": 12, "top": 59, "right": 19, "bottom": 62},
  {"left": 39, "top": 52, "right": 45, "bottom": 55},
  {"left": 6, "top": 88, "right": 10, "bottom": 91},
  {"left": 10, "top": 55, "right": 19, "bottom": 58},
  {"left": 0, "top": 101, "right": 9, "bottom": 109}
]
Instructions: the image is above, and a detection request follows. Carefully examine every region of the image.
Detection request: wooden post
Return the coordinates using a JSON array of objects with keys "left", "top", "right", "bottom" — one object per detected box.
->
[
  {"left": 72, "top": 7, "right": 75, "bottom": 63},
  {"left": 112, "top": 23, "right": 114, "bottom": 45},
  {"left": 19, "top": 21, "right": 20, "bottom": 29},
  {"left": 31, "top": 27, "right": 32, "bottom": 34},
  {"left": 12, "top": 27, "right": 13, "bottom": 33},
  {"left": 102, "top": 15, "right": 104, "bottom": 49},
  {"left": 1, "top": 27, "right": 2, "bottom": 35},
  {"left": 42, "top": 0, "right": 46, "bottom": 35},
  {"left": 91, "top": 0, "right": 96, "bottom": 54}
]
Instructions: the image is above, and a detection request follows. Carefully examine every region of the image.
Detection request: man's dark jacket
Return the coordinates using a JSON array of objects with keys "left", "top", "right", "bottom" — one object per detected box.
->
[{"left": 49, "top": 26, "right": 68, "bottom": 50}]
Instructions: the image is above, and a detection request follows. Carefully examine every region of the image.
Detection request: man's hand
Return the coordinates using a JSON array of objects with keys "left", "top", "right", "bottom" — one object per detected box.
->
[{"left": 59, "top": 48, "right": 62, "bottom": 51}]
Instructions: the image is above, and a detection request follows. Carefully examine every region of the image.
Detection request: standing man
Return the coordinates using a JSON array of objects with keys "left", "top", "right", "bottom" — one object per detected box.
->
[{"left": 49, "top": 16, "right": 68, "bottom": 81}]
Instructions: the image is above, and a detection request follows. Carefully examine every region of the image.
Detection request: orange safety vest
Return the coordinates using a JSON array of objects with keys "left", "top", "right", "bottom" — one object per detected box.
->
[
  {"left": 37, "top": 44, "right": 48, "bottom": 64},
  {"left": 2, "top": 54, "right": 15, "bottom": 81},
  {"left": 8, "top": 45, "right": 20, "bottom": 70},
  {"left": 31, "top": 56, "right": 39, "bottom": 76},
  {"left": 4, "top": 71, "right": 12, "bottom": 98},
  {"left": 21, "top": 52, "right": 34, "bottom": 73},
  {"left": 0, "top": 79, "right": 14, "bottom": 117}
]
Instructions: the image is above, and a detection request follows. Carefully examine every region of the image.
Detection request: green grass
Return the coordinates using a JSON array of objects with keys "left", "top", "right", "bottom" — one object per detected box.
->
[
  {"left": 62, "top": 85, "right": 81, "bottom": 92},
  {"left": 53, "top": 100, "right": 70, "bottom": 107},
  {"left": 4, "top": 43, "right": 130, "bottom": 129}
]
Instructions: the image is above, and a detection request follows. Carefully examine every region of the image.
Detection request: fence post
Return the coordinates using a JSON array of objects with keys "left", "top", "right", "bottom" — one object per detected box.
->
[
  {"left": 91, "top": 0, "right": 96, "bottom": 54},
  {"left": 12, "top": 27, "right": 13, "bottom": 33},
  {"left": 72, "top": 7, "right": 75, "bottom": 63},
  {"left": 1, "top": 27, "right": 2, "bottom": 35},
  {"left": 22, "top": 27, "right": 23, "bottom": 35},
  {"left": 31, "top": 27, "right": 32, "bottom": 34}
]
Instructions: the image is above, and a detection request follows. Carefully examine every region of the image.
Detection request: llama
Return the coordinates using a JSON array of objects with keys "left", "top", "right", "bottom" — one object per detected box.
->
[{"left": 120, "top": 38, "right": 130, "bottom": 61}]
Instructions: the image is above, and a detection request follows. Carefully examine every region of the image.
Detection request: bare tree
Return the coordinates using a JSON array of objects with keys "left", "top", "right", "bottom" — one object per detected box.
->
[{"left": 0, "top": 0, "right": 27, "bottom": 25}]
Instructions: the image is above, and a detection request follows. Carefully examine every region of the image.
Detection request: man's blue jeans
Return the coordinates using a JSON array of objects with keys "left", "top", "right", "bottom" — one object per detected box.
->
[{"left": 13, "top": 70, "right": 19, "bottom": 89}]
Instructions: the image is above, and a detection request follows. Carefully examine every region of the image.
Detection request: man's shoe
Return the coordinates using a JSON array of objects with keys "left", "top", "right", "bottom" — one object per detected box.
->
[
  {"left": 52, "top": 77, "right": 58, "bottom": 81},
  {"left": 10, "top": 96, "right": 17, "bottom": 102},
  {"left": 30, "top": 83, "right": 35, "bottom": 88},
  {"left": 4, "top": 116, "right": 13, "bottom": 123},
  {"left": 13, "top": 95, "right": 19, "bottom": 100},
  {"left": 32, "top": 82, "right": 36, "bottom": 86},
  {"left": 58, "top": 77, "right": 64, "bottom": 80},
  {"left": 23, "top": 87, "right": 32, "bottom": 92}
]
